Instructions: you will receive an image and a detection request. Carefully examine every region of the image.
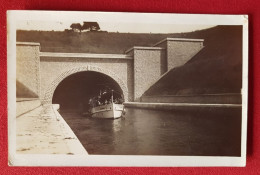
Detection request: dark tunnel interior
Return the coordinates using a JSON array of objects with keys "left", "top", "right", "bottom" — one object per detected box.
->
[{"left": 52, "top": 71, "right": 123, "bottom": 112}]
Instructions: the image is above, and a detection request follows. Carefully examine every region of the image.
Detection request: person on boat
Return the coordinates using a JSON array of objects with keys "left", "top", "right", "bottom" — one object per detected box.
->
[
  {"left": 115, "top": 98, "right": 121, "bottom": 104},
  {"left": 89, "top": 98, "right": 95, "bottom": 107},
  {"left": 102, "top": 89, "right": 108, "bottom": 95},
  {"left": 118, "top": 97, "right": 124, "bottom": 104}
]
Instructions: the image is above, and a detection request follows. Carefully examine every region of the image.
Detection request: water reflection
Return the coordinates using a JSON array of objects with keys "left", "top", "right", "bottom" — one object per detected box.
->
[
  {"left": 61, "top": 107, "right": 241, "bottom": 156},
  {"left": 112, "top": 118, "right": 123, "bottom": 133}
]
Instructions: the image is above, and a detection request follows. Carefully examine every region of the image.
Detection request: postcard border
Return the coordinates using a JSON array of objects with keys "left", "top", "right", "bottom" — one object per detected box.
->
[{"left": 7, "top": 10, "right": 248, "bottom": 167}]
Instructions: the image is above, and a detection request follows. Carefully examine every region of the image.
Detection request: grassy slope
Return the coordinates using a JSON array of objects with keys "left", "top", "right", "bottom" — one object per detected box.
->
[
  {"left": 144, "top": 26, "right": 242, "bottom": 96},
  {"left": 17, "top": 26, "right": 242, "bottom": 96},
  {"left": 17, "top": 30, "right": 186, "bottom": 54}
]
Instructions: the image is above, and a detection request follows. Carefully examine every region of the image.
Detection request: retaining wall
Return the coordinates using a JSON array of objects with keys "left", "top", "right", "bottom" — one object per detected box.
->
[
  {"left": 124, "top": 102, "right": 241, "bottom": 111},
  {"left": 126, "top": 47, "right": 166, "bottom": 101},
  {"left": 16, "top": 98, "right": 41, "bottom": 117},
  {"left": 154, "top": 38, "right": 204, "bottom": 71},
  {"left": 141, "top": 93, "right": 242, "bottom": 104},
  {"left": 16, "top": 42, "right": 40, "bottom": 98}
]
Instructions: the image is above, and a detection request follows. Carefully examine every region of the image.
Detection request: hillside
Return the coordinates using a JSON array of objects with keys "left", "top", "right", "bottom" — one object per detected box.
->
[
  {"left": 143, "top": 26, "right": 242, "bottom": 96},
  {"left": 17, "top": 30, "right": 207, "bottom": 54}
]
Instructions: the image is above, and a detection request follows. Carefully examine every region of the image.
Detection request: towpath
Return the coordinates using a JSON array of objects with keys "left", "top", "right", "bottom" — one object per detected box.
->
[{"left": 16, "top": 104, "right": 88, "bottom": 155}]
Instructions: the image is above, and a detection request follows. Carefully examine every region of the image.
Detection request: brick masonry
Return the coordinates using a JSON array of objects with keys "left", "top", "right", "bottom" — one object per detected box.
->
[
  {"left": 126, "top": 47, "right": 166, "bottom": 101},
  {"left": 16, "top": 42, "right": 40, "bottom": 97},
  {"left": 40, "top": 63, "right": 132, "bottom": 104},
  {"left": 16, "top": 37, "right": 204, "bottom": 104},
  {"left": 154, "top": 38, "right": 204, "bottom": 70}
]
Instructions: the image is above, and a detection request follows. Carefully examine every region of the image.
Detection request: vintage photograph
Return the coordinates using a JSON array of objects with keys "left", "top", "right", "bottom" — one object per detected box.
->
[{"left": 8, "top": 11, "right": 248, "bottom": 166}]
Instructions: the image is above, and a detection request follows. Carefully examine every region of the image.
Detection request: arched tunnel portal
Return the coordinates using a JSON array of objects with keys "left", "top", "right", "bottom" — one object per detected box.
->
[{"left": 52, "top": 71, "right": 124, "bottom": 112}]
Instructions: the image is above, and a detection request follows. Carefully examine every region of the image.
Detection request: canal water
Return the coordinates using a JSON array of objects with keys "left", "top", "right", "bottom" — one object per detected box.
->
[{"left": 61, "top": 107, "right": 241, "bottom": 156}]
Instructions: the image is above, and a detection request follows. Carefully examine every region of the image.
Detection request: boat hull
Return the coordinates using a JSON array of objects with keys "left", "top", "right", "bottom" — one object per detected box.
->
[{"left": 90, "top": 103, "right": 124, "bottom": 119}]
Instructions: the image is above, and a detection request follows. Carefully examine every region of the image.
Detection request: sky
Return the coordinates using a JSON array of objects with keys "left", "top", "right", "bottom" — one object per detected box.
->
[{"left": 17, "top": 20, "right": 216, "bottom": 33}]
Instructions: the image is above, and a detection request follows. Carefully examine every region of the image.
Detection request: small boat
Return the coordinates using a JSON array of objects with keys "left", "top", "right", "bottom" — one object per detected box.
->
[
  {"left": 88, "top": 89, "right": 125, "bottom": 119},
  {"left": 90, "top": 102, "right": 124, "bottom": 119}
]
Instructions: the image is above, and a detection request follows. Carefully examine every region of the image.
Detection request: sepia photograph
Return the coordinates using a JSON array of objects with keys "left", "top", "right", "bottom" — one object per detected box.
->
[{"left": 7, "top": 11, "right": 248, "bottom": 166}]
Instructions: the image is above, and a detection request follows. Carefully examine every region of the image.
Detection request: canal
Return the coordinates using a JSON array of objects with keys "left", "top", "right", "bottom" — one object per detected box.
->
[{"left": 60, "top": 107, "right": 241, "bottom": 156}]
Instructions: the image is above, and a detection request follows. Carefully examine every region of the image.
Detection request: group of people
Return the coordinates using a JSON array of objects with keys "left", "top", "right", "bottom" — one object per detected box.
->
[
  {"left": 88, "top": 89, "right": 124, "bottom": 107},
  {"left": 88, "top": 96, "right": 123, "bottom": 107}
]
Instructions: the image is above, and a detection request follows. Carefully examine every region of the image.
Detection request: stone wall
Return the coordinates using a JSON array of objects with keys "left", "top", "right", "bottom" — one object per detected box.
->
[
  {"left": 40, "top": 54, "right": 133, "bottom": 103},
  {"left": 16, "top": 98, "right": 41, "bottom": 117},
  {"left": 17, "top": 37, "right": 205, "bottom": 104},
  {"left": 16, "top": 42, "right": 40, "bottom": 98},
  {"left": 154, "top": 38, "right": 204, "bottom": 71},
  {"left": 126, "top": 47, "right": 165, "bottom": 101},
  {"left": 141, "top": 94, "right": 242, "bottom": 104}
]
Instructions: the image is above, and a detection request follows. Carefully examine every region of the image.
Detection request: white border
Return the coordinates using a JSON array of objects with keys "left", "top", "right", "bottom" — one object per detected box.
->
[{"left": 7, "top": 10, "right": 248, "bottom": 167}]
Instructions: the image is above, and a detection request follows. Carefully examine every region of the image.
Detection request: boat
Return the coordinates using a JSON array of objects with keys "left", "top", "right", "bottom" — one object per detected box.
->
[
  {"left": 90, "top": 102, "right": 124, "bottom": 119},
  {"left": 87, "top": 89, "right": 125, "bottom": 119}
]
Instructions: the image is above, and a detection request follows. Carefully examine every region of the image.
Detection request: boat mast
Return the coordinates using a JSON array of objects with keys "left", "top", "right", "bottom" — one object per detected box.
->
[{"left": 111, "top": 89, "right": 114, "bottom": 104}]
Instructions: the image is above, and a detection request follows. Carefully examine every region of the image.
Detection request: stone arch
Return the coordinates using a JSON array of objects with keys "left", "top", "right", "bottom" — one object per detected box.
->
[{"left": 42, "top": 65, "right": 129, "bottom": 104}]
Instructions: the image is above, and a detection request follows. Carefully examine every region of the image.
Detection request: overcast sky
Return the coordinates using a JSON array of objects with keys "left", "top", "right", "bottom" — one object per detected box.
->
[{"left": 17, "top": 20, "right": 215, "bottom": 33}]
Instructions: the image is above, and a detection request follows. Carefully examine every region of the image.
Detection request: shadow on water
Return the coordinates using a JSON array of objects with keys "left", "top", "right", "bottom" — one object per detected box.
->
[{"left": 60, "top": 107, "right": 241, "bottom": 156}]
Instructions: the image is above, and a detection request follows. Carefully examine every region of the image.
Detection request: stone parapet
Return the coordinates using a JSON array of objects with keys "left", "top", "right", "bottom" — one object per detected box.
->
[
  {"left": 16, "top": 42, "right": 40, "bottom": 46},
  {"left": 125, "top": 46, "right": 165, "bottom": 54}
]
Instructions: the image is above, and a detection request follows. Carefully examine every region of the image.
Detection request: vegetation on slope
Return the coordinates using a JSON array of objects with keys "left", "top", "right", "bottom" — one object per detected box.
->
[
  {"left": 143, "top": 26, "right": 242, "bottom": 96},
  {"left": 17, "top": 30, "right": 198, "bottom": 54}
]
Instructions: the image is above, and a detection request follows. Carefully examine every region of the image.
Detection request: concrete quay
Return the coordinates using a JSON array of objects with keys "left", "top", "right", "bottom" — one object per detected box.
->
[
  {"left": 16, "top": 104, "right": 88, "bottom": 155},
  {"left": 124, "top": 102, "right": 242, "bottom": 110}
]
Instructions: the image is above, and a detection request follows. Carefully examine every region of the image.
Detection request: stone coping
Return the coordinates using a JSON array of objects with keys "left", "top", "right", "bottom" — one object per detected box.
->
[
  {"left": 141, "top": 94, "right": 242, "bottom": 104},
  {"left": 16, "top": 98, "right": 39, "bottom": 102},
  {"left": 142, "top": 93, "right": 241, "bottom": 97},
  {"left": 40, "top": 52, "right": 133, "bottom": 59},
  {"left": 124, "top": 102, "right": 242, "bottom": 108},
  {"left": 125, "top": 46, "right": 165, "bottom": 54},
  {"left": 153, "top": 38, "right": 204, "bottom": 47},
  {"left": 16, "top": 42, "right": 40, "bottom": 46}
]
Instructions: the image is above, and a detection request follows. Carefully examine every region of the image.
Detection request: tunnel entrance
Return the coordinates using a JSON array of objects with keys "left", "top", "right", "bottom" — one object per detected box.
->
[{"left": 52, "top": 71, "right": 123, "bottom": 112}]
